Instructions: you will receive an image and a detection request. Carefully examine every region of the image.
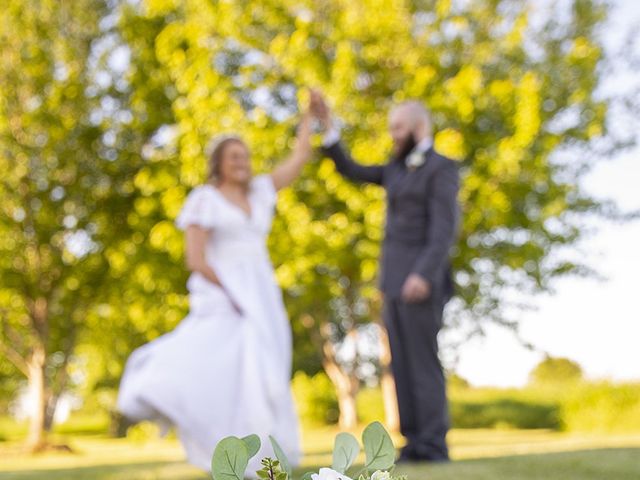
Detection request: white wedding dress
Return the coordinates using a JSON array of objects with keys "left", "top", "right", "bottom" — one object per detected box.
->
[{"left": 117, "top": 174, "right": 301, "bottom": 474}]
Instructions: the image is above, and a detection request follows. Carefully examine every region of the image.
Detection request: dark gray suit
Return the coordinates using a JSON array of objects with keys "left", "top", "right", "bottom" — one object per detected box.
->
[{"left": 323, "top": 140, "right": 460, "bottom": 461}]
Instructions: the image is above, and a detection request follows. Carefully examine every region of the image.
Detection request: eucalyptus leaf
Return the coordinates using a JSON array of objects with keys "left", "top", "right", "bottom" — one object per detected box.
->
[
  {"left": 269, "top": 435, "right": 292, "bottom": 478},
  {"left": 211, "top": 436, "right": 249, "bottom": 480},
  {"left": 362, "top": 422, "right": 395, "bottom": 471},
  {"left": 241, "top": 434, "right": 261, "bottom": 459},
  {"left": 331, "top": 432, "right": 360, "bottom": 473}
]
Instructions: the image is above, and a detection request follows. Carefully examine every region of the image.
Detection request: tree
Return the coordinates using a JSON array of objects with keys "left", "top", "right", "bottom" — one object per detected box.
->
[
  {"left": 0, "top": 0, "right": 123, "bottom": 449},
  {"left": 107, "top": 0, "right": 631, "bottom": 428},
  {"left": 529, "top": 356, "right": 583, "bottom": 386},
  {"left": 78, "top": 2, "right": 187, "bottom": 412},
  {"left": 447, "top": 372, "right": 471, "bottom": 390},
  {"left": 3, "top": 0, "right": 630, "bottom": 437}
]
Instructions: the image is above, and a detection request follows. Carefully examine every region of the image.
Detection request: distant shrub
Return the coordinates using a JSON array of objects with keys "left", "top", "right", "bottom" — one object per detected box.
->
[
  {"left": 0, "top": 416, "right": 25, "bottom": 442},
  {"left": 448, "top": 373, "right": 471, "bottom": 390},
  {"left": 357, "top": 385, "right": 561, "bottom": 430},
  {"left": 450, "top": 398, "right": 561, "bottom": 429},
  {"left": 356, "top": 381, "right": 640, "bottom": 432},
  {"left": 291, "top": 371, "right": 339, "bottom": 426},
  {"left": 54, "top": 412, "right": 110, "bottom": 436},
  {"left": 560, "top": 382, "right": 640, "bottom": 432},
  {"left": 126, "top": 421, "right": 161, "bottom": 443},
  {"left": 529, "top": 356, "right": 583, "bottom": 386},
  {"left": 357, "top": 387, "right": 386, "bottom": 425}
]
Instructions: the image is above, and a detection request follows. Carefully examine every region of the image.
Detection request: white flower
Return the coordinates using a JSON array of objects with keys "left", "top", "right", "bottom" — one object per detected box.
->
[
  {"left": 371, "top": 471, "right": 392, "bottom": 480},
  {"left": 310, "top": 468, "right": 353, "bottom": 480},
  {"left": 405, "top": 150, "right": 425, "bottom": 170}
]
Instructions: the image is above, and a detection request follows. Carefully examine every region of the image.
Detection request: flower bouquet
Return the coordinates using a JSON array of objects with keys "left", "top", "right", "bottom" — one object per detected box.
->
[{"left": 211, "top": 421, "right": 406, "bottom": 480}]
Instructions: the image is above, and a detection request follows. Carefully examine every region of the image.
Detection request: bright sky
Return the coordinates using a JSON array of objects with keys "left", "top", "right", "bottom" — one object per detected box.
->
[{"left": 454, "top": 0, "right": 640, "bottom": 387}]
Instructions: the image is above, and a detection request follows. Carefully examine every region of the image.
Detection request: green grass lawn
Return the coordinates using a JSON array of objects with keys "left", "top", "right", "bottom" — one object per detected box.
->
[{"left": 0, "top": 425, "right": 639, "bottom": 479}]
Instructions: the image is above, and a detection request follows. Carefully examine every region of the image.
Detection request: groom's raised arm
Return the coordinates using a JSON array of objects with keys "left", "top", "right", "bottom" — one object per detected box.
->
[{"left": 322, "top": 130, "right": 384, "bottom": 185}]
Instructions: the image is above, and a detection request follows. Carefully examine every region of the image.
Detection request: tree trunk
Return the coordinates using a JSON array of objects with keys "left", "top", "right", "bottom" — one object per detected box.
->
[
  {"left": 302, "top": 314, "right": 361, "bottom": 430},
  {"left": 25, "top": 344, "right": 48, "bottom": 452},
  {"left": 377, "top": 324, "right": 400, "bottom": 432},
  {"left": 44, "top": 394, "right": 59, "bottom": 432},
  {"left": 323, "top": 353, "right": 359, "bottom": 430},
  {"left": 44, "top": 353, "right": 71, "bottom": 432}
]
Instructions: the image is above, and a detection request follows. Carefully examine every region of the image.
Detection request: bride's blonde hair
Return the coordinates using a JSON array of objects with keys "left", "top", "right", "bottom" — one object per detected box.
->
[{"left": 205, "top": 134, "right": 249, "bottom": 184}]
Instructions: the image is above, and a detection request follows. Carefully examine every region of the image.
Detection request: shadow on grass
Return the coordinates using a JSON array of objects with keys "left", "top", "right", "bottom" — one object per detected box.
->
[
  {"left": 0, "top": 460, "right": 209, "bottom": 480},
  {"left": 1, "top": 447, "right": 638, "bottom": 480},
  {"left": 392, "top": 447, "right": 640, "bottom": 480},
  {"left": 294, "top": 447, "right": 640, "bottom": 480}
]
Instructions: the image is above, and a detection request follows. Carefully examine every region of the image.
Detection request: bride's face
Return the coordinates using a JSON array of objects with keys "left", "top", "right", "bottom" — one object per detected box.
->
[{"left": 219, "top": 141, "right": 252, "bottom": 185}]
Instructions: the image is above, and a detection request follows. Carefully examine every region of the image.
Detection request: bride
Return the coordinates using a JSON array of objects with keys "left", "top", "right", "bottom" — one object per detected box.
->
[{"left": 117, "top": 102, "right": 313, "bottom": 473}]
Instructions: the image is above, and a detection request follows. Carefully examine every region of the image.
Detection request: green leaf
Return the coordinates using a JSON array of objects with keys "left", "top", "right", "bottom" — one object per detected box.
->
[
  {"left": 332, "top": 432, "right": 360, "bottom": 473},
  {"left": 269, "top": 435, "right": 292, "bottom": 478},
  {"left": 362, "top": 422, "right": 395, "bottom": 471},
  {"left": 300, "top": 473, "right": 315, "bottom": 480},
  {"left": 211, "top": 436, "right": 249, "bottom": 480},
  {"left": 241, "top": 434, "right": 261, "bottom": 459}
]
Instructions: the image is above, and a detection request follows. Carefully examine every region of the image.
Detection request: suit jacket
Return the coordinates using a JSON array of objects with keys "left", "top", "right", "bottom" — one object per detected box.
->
[{"left": 323, "top": 141, "right": 460, "bottom": 300}]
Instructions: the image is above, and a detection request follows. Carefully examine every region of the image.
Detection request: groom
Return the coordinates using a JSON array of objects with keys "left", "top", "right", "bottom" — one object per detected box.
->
[{"left": 311, "top": 91, "right": 460, "bottom": 462}]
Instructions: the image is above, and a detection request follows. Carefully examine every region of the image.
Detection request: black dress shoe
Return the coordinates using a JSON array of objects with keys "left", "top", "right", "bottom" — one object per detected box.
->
[
  {"left": 397, "top": 444, "right": 417, "bottom": 463},
  {"left": 398, "top": 456, "right": 450, "bottom": 465},
  {"left": 412, "top": 443, "right": 450, "bottom": 463},
  {"left": 425, "top": 457, "right": 451, "bottom": 464}
]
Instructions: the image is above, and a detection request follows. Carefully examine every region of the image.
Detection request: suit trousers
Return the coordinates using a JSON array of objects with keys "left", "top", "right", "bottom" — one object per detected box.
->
[{"left": 383, "top": 291, "right": 450, "bottom": 461}]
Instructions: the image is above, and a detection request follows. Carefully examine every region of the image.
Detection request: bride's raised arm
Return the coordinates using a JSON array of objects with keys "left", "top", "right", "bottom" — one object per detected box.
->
[{"left": 269, "top": 106, "right": 313, "bottom": 191}]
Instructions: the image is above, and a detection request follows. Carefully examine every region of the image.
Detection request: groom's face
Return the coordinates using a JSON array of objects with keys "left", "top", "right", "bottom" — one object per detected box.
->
[{"left": 389, "top": 107, "right": 416, "bottom": 158}]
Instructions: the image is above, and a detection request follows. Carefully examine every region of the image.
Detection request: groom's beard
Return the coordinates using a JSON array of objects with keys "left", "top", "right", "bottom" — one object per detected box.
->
[{"left": 393, "top": 133, "right": 418, "bottom": 163}]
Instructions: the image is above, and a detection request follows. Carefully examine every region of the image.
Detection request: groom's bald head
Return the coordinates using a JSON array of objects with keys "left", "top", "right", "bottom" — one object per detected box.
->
[
  {"left": 390, "top": 101, "right": 432, "bottom": 135},
  {"left": 389, "top": 100, "right": 432, "bottom": 157}
]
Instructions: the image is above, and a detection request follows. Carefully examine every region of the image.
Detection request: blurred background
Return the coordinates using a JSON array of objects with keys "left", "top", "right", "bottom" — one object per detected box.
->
[{"left": 0, "top": 0, "right": 639, "bottom": 479}]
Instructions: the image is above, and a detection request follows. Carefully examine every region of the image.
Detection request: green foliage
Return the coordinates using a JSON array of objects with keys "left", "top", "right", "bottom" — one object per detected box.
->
[
  {"left": 560, "top": 382, "right": 640, "bottom": 433},
  {"left": 451, "top": 382, "right": 640, "bottom": 432},
  {"left": 257, "top": 458, "right": 288, "bottom": 480},
  {"left": 331, "top": 432, "right": 360, "bottom": 473},
  {"left": 106, "top": 0, "right": 619, "bottom": 384},
  {"left": 242, "top": 434, "right": 262, "bottom": 459},
  {"left": 0, "top": 361, "right": 22, "bottom": 415},
  {"left": 362, "top": 421, "right": 395, "bottom": 471},
  {"left": 448, "top": 373, "right": 471, "bottom": 390},
  {"left": 125, "top": 421, "right": 163, "bottom": 444},
  {"left": 269, "top": 435, "right": 293, "bottom": 478},
  {"left": 356, "top": 388, "right": 386, "bottom": 427},
  {"left": 211, "top": 436, "right": 249, "bottom": 480},
  {"left": 292, "top": 371, "right": 339, "bottom": 426},
  {"left": 0, "top": 0, "right": 628, "bottom": 440},
  {"left": 358, "top": 380, "right": 640, "bottom": 433},
  {"left": 0, "top": 0, "right": 118, "bottom": 442},
  {"left": 211, "top": 422, "right": 398, "bottom": 480},
  {"left": 358, "top": 385, "right": 560, "bottom": 430},
  {"left": 450, "top": 398, "right": 561, "bottom": 430},
  {"left": 529, "top": 356, "right": 583, "bottom": 386}
]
